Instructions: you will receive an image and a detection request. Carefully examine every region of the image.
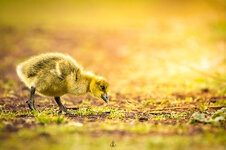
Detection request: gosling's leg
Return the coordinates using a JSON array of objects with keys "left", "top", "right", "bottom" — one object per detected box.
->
[
  {"left": 54, "top": 97, "right": 67, "bottom": 113},
  {"left": 26, "top": 86, "right": 36, "bottom": 110}
]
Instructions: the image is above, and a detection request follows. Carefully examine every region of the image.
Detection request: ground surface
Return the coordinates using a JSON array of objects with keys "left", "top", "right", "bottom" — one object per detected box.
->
[{"left": 0, "top": 0, "right": 225, "bottom": 150}]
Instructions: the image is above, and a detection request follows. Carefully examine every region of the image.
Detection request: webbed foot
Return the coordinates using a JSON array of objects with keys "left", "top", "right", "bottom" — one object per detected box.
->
[
  {"left": 55, "top": 97, "right": 68, "bottom": 114},
  {"left": 26, "top": 99, "right": 36, "bottom": 110}
]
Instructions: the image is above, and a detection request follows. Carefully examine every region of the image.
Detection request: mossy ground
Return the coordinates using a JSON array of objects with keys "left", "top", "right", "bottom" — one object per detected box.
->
[{"left": 0, "top": 0, "right": 225, "bottom": 150}]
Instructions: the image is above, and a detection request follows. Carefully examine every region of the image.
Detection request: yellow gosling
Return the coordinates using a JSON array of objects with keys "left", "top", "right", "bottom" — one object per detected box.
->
[{"left": 17, "top": 53, "right": 109, "bottom": 112}]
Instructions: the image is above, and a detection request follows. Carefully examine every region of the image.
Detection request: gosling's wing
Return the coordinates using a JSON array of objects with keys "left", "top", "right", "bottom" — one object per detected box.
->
[
  {"left": 28, "top": 57, "right": 61, "bottom": 77},
  {"left": 18, "top": 53, "right": 80, "bottom": 81},
  {"left": 49, "top": 62, "right": 64, "bottom": 80}
]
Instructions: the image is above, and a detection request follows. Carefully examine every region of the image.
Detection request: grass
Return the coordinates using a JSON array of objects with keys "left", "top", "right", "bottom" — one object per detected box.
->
[
  {"left": 0, "top": 110, "right": 32, "bottom": 120},
  {"left": 0, "top": 104, "right": 225, "bottom": 150},
  {"left": 34, "top": 111, "right": 65, "bottom": 124},
  {"left": 108, "top": 109, "right": 125, "bottom": 119},
  {"left": 69, "top": 108, "right": 96, "bottom": 116},
  {"left": 212, "top": 100, "right": 226, "bottom": 106},
  {"left": 0, "top": 92, "right": 225, "bottom": 149}
]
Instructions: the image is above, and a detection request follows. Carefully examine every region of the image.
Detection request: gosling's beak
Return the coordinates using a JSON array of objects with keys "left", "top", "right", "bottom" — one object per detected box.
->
[{"left": 101, "top": 93, "right": 109, "bottom": 103}]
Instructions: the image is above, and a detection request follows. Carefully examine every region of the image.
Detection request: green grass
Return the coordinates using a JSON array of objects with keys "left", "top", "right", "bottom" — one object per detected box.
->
[
  {"left": 108, "top": 109, "right": 125, "bottom": 119},
  {"left": 0, "top": 105, "right": 225, "bottom": 150},
  {"left": 0, "top": 110, "right": 32, "bottom": 120},
  {"left": 34, "top": 111, "right": 65, "bottom": 124},
  {"left": 212, "top": 100, "right": 226, "bottom": 106},
  {"left": 69, "top": 107, "right": 95, "bottom": 116}
]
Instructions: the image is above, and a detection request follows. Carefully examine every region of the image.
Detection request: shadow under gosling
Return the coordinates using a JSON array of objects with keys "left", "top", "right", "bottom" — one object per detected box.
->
[{"left": 17, "top": 53, "right": 109, "bottom": 113}]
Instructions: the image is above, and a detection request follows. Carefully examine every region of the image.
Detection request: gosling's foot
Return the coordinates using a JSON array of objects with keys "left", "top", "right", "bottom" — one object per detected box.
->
[
  {"left": 58, "top": 108, "right": 69, "bottom": 115},
  {"left": 55, "top": 97, "right": 68, "bottom": 114},
  {"left": 61, "top": 106, "right": 67, "bottom": 113},
  {"left": 26, "top": 99, "right": 36, "bottom": 110}
]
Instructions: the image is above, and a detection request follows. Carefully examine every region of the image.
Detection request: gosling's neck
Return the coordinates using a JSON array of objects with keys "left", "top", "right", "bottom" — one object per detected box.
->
[
  {"left": 82, "top": 72, "right": 94, "bottom": 93},
  {"left": 66, "top": 71, "right": 93, "bottom": 95}
]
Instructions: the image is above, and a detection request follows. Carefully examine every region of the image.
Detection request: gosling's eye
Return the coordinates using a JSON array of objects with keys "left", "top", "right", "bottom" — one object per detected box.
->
[{"left": 101, "top": 86, "right": 105, "bottom": 91}]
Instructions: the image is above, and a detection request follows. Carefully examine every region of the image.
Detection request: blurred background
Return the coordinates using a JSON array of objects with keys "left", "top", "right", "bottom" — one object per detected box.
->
[{"left": 0, "top": 0, "right": 225, "bottom": 97}]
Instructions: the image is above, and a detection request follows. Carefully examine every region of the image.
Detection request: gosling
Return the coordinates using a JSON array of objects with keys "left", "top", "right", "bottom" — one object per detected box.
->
[{"left": 17, "top": 53, "right": 109, "bottom": 113}]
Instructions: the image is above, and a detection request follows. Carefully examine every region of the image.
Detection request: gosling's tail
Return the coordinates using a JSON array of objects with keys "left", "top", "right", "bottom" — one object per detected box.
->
[
  {"left": 16, "top": 63, "right": 30, "bottom": 87},
  {"left": 16, "top": 64, "right": 23, "bottom": 80}
]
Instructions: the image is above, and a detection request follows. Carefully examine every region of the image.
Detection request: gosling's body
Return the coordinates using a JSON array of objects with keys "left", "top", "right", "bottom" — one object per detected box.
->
[
  {"left": 17, "top": 53, "right": 109, "bottom": 112},
  {"left": 17, "top": 53, "right": 85, "bottom": 97}
]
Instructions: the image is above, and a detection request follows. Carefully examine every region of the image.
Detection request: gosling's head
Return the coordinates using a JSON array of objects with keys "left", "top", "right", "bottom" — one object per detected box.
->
[{"left": 90, "top": 77, "right": 109, "bottom": 103}]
